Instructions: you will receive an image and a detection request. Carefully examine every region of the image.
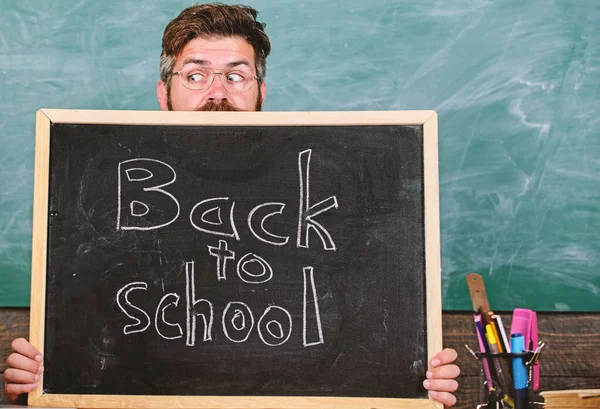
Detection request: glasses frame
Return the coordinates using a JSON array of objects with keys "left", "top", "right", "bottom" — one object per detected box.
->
[{"left": 169, "top": 67, "right": 260, "bottom": 94}]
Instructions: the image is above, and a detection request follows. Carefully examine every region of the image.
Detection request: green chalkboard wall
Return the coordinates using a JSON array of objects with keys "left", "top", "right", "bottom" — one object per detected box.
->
[{"left": 1, "top": 1, "right": 598, "bottom": 311}]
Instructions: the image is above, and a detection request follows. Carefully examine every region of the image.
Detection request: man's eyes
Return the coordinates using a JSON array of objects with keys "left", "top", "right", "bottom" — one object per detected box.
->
[
  {"left": 185, "top": 71, "right": 247, "bottom": 83},
  {"left": 187, "top": 72, "right": 207, "bottom": 83},
  {"left": 226, "top": 72, "right": 245, "bottom": 82}
]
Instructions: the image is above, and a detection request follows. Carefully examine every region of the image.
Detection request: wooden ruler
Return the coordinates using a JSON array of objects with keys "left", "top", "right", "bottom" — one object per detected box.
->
[{"left": 466, "top": 273, "right": 490, "bottom": 313}]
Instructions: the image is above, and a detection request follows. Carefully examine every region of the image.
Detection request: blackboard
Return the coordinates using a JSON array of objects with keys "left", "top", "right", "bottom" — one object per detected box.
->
[
  {"left": 28, "top": 109, "right": 442, "bottom": 409},
  {"left": 2, "top": 1, "right": 598, "bottom": 311}
]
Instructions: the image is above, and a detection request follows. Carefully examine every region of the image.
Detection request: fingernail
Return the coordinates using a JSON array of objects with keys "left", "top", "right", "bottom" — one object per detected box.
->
[
  {"left": 426, "top": 370, "right": 433, "bottom": 378},
  {"left": 423, "top": 380, "right": 430, "bottom": 389},
  {"left": 431, "top": 359, "right": 440, "bottom": 367},
  {"left": 35, "top": 355, "right": 43, "bottom": 363},
  {"left": 35, "top": 375, "right": 40, "bottom": 382},
  {"left": 38, "top": 365, "right": 44, "bottom": 374}
]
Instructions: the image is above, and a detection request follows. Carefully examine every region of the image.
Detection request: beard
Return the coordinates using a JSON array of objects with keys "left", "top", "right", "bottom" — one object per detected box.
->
[{"left": 167, "top": 87, "right": 263, "bottom": 112}]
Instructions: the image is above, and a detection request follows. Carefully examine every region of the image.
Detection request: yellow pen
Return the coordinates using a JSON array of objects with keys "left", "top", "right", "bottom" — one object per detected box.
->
[
  {"left": 486, "top": 324, "right": 515, "bottom": 408},
  {"left": 487, "top": 311, "right": 504, "bottom": 352}
]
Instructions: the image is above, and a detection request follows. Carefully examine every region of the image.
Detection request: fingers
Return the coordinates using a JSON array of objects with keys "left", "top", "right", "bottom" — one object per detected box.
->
[
  {"left": 7, "top": 338, "right": 43, "bottom": 378},
  {"left": 5, "top": 339, "right": 43, "bottom": 405},
  {"left": 425, "top": 348, "right": 460, "bottom": 408},
  {"left": 424, "top": 377, "right": 459, "bottom": 407},
  {"left": 430, "top": 348, "right": 458, "bottom": 367},
  {"left": 4, "top": 367, "right": 41, "bottom": 385},
  {"left": 423, "top": 376, "right": 459, "bottom": 393},
  {"left": 6, "top": 351, "right": 43, "bottom": 376},
  {"left": 428, "top": 390, "right": 457, "bottom": 407},
  {"left": 4, "top": 366, "right": 41, "bottom": 404},
  {"left": 428, "top": 363, "right": 461, "bottom": 380},
  {"left": 11, "top": 338, "right": 42, "bottom": 361},
  {"left": 4, "top": 380, "right": 39, "bottom": 404}
]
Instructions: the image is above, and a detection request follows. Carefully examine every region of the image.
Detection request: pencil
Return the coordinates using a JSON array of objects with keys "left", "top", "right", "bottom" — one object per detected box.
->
[{"left": 486, "top": 324, "right": 515, "bottom": 408}]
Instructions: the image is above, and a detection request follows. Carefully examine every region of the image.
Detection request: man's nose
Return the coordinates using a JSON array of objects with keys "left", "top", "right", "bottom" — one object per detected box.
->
[{"left": 205, "top": 73, "right": 228, "bottom": 100}]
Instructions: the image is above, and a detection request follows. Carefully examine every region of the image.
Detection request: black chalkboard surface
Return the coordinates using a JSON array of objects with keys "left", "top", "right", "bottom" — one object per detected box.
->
[{"left": 29, "top": 110, "right": 442, "bottom": 409}]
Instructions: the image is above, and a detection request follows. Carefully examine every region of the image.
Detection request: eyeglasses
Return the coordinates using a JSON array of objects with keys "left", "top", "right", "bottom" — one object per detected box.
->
[{"left": 170, "top": 66, "right": 259, "bottom": 94}]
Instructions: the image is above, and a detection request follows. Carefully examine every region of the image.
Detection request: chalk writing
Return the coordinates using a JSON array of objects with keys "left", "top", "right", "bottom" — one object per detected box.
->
[
  {"left": 185, "top": 261, "right": 213, "bottom": 346},
  {"left": 297, "top": 149, "right": 339, "bottom": 251},
  {"left": 155, "top": 292, "right": 182, "bottom": 340},
  {"left": 247, "top": 202, "right": 289, "bottom": 246},
  {"left": 237, "top": 252, "right": 273, "bottom": 284},
  {"left": 116, "top": 150, "right": 338, "bottom": 250},
  {"left": 303, "top": 267, "right": 324, "bottom": 347},
  {"left": 208, "top": 240, "right": 235, "bottom": 281},
  {"left": 117, "top": 158, "right": 181, "bottom": 231},
  {"left": 116, "top": 282, "right": 150, "bottom": 334},
  {"left": 115, "top": 260, "right": 319, "bottom": 347},
  {"left": 258, "top": 306, "right": 293, "bottom": 347},
  {"left": 115, "top": 149, "right": 335, "bottom": 348},
  {"left": 190, "top": 197, "right": 240, "bottom": 240}
]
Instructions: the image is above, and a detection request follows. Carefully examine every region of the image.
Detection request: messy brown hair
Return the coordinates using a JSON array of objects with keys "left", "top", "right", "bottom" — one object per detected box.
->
[{"left": 159, "top": 3, "right": 271, "bottom": 86}]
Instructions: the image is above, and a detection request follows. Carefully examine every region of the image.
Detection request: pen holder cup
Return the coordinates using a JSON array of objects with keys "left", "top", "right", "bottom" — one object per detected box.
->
[{"left": 474, "top": 351, "right": 544, "bottom": 409}]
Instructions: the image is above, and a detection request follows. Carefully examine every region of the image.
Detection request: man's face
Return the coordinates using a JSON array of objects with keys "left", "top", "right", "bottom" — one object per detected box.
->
[{"left": 157, "top": 36, "right": 266, "bottom": 112}]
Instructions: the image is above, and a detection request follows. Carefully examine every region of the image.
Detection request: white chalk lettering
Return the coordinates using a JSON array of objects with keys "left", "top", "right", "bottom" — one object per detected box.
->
[
  {"left": 116, "top": 151, "right": 339, "bottom": 251},
  {"left": 155, "top": 293, "right": 183, "bottom": 340},
  {"left": 185, "top": 261, "right": 214, "bottom": 346},
  {"left": 125, "top": 167, "right": 153, "bottom": 182},
  {"left": 116, "top": 282, "right": 151, "bottom": 335},
  {"left": 236, "top": 252, "right": 273, "bottom": 284},
  {"left": 258, "top": 306, "right": 292, "bottom": 347},
  {"left": 222, "top": 302, "right": 254, "bottom": 343},
  {"left": 115, "top": 264, "right": 324, "bottom": 348},
  {"left": 247, "top": 202, "right": 289, "bottom": 246},
  {"left": 190, "top": 197, "right": 240, "bottom": 240},
  {"left": 113, "top": 148, "right": 337, "bottom": 349},
  {"left": 297, "top": 150, "right": 338, "bottom": 250},
  {"left": 303, "top": 267, "right": 324, "bottom": 346},
  {"left": 208, "top": 240, "right": 235, "bottom": 281},
  {"left": 200, "top": 206, "right": 223, "bottom": 226},
  {"left": 130, "top": 200, "right": 150, "bottom": 217},
  {"left": 117, "top": 158, "right": 181, "bottom": 231}
]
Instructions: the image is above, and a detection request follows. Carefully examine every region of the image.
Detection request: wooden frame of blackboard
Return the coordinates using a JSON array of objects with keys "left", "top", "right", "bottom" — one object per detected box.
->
[{"left": 29, "top": 109, "right": 443, "bottom": 409}]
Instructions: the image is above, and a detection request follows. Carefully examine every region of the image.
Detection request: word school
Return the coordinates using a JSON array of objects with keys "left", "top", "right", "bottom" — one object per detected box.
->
[{"left": 116, "top": 261, "right": 324, "bottom": 348}]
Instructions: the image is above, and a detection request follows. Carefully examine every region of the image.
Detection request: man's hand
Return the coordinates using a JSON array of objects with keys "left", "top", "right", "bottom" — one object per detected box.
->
[
  {"left": 4, "top": 339, "right": 461, "bottom": 407},
  {"left": 4, "top": 338, "right": 43, "bottom": 404},
  {"left": 423, "top": 348, "right": 460, "bottom": 407}
]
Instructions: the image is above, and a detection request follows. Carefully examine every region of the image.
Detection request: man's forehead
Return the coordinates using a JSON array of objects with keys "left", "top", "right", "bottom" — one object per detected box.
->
[{"left": 178, "top": 36, "right": 255, "bottom": 58}]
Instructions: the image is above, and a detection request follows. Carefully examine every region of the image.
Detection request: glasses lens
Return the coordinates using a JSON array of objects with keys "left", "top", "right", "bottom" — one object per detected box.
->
[{"left": 178, "top": 68, "right": 255, "bottom": 94}]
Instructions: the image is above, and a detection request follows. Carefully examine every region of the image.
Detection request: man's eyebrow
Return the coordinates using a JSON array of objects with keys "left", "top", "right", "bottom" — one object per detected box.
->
[
  {"left": 180, "top": 59, "right": 252, "bottom": 69},
  {"left": 181, "top": 58, "right": 209, "bottom": 67},
  {"left": 225, "top": 60, "right": 251, "bottom": 68}
]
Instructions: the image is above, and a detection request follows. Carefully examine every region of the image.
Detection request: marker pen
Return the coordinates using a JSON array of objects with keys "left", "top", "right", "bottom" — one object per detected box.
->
[{"left": 511, "top": 333, "right": 529, "bottom": 409}]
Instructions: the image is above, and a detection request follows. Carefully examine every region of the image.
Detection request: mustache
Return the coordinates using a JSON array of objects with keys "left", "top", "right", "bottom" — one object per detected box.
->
[{"left": 195, "top": 100, "right": 244, "bottom": 112}]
